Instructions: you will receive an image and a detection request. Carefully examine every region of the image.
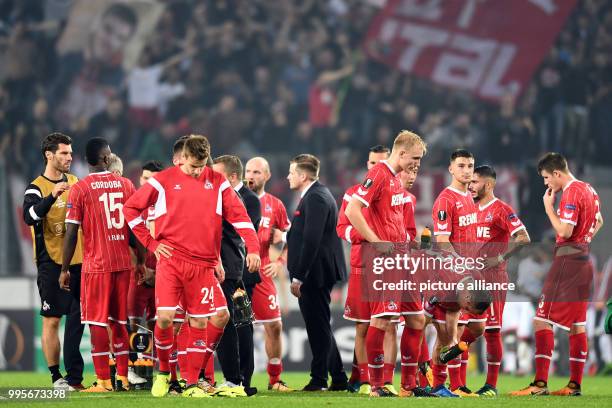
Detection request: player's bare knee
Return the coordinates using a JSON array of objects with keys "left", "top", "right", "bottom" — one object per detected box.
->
[
  {"left": 213, "top": 309, "right": 230, "bottom": 327},
  {"left": 570, "top": 324, "right": 586, "bottom": 335},
  {"left": 468, "top": 322, "right": 485, "bottom": 338},
  {"left": 42, "top": 316, "right": 60, "bottom": 332},
  {"left": 533, "top": 318, "right": 552, "bottom": 332},
  {"left": 156, "top": 313, "right": 173, "bottom": 329},
  {"left": 370, "top": 316, "right": 390, "bottom": 330},
  {"left": 404, "top": 313, "right": 425, "bottom": 329},
  {"left": 266, "top": 321, "right": 282, "bottom": 337},
  {"left": 355, "top": 322, "right": 369, "bottom": 338},
  {"left": 189, "top": 317, "right": 207, "bottom": 329}
]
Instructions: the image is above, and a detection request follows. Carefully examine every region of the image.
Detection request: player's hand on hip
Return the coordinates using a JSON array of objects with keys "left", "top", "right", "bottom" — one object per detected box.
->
[
  {"left": 144, "top": 267, "right": 155, "bottom": 285},
  {"left": 263, "top": 260, "right": 283, "bottom": 278},
  {"left": 52, "top": 182, "right": 70, "bottom": 198},
  {"left": 154, "top": 243, "right": 173, "bottom": 260},
  {"left": 59, "top": 270, "right": 70, "bottom": 291},
  {"left": 290, "top": 280, "right": 302, "bottom": 298},
  {"left": 246, "top": 253, "right": 261, "bottom": 272},
  {"left": 214, "top": 262, "right": 225, "bottom": 283}
]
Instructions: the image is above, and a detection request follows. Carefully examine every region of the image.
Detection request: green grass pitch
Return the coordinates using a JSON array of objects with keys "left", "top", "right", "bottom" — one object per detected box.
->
[{"left": 1, "top": 372, "right": 610, "bottom": 407}]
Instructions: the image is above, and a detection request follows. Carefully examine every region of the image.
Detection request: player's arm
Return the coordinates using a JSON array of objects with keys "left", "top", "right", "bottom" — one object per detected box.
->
[
  {"left": 58, "top": 222, "right": 79, "bottom": 291},
  {"left": 123, "top": 182, "right": 171, "bottom": 259},
  {"left": 345, "top": 198, "right": 380, "bottom": 243},
  {"left": 23, "top": 184, "right": 66, "bottom": 225},
  {"left": 221, "top": 184, "right": 260, "bottom": 272},
  {"left": 543, "top": 188, "right": 574, "bottom": 238},
  {"left": 432, "top": 198, "right": 461, "bottom": 255},
  {"left": 593, "top": 212, "right": 604, "bottom": 238},
  {"left": 337, "top": 192, "right": 364, "bottom": 244}
]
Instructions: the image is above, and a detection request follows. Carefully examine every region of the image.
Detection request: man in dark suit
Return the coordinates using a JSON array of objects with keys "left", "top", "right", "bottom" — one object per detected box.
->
[
  {"left": 286, "top": 154, "right": 348, "bottom": 391},
  {"left": 212, "top": 155, "right": 261, "bottom": 396}
]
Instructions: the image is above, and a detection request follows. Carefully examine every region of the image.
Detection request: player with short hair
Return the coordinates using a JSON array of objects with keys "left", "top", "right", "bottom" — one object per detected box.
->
[
  {"left": 336, "top": 145, "right": 399, "bottom": 395},
  {"left": 511, "top": 153, "right": 603, "bottom": 397},
  {"left": 60, "top": 137, "right": 136, "bottom": 392},
  {"left": 107, "top": 154, "right": 124, "bottom": 177},
  {"left": 23, "top": 132, "right": 85, "bottom": 390},
  {"left": 429, "top": 149, "right": 479, "bottom": 397},
  {"left": 123, "top": 135, "right": 261, "bottom": 398},
  {"left": 466, "top": 165, "right": 530, "bottom": 396},
  {"left": 345, "top": 130, "right": 430, "bottom": 397},
  {"left": 245, "top": 156, "right": 293, "bottom": 392}
]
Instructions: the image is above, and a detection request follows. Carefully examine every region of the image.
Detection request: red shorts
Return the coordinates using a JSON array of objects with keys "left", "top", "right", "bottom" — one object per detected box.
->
[
  {"left": 534, "top": 252, "right": 592, "bottom": 330},
  {"left": 155, "top": 256, "right": 227, "bottom": 318},
  {"left": 128, "top": 274, "right": 155, "bottom": 322},
  {"left": 423, "top": 300, "right": 465, "bottom": 325},
  {"left": 81, "top": 270, "right": 129, "bottom": 326},
  {"left": 458, "top": 310, "right": 488, "bottom": 325},
  {"left": 252, "top": 275, "right": 281, "bottom": 324},
  {"left": 344, "top": 271, "right": 370, "bottom": 323}
]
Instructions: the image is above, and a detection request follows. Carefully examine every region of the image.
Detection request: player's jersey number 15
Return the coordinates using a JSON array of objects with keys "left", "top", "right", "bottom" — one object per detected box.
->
[{"left": 99, "top": 192, "right": 125, "bottom": 229}]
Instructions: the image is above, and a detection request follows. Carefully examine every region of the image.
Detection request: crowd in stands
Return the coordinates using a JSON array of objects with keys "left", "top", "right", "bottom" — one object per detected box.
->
[{"left": 0, "top": 0, "right": 611, "bottom": 236}]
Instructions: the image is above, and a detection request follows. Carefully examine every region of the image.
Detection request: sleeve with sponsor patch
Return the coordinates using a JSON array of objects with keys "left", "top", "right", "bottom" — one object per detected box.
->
[
  {"left": 432, "top": 196, "right": 453, "bottom": 236},
  {"left": 559, "top": 189, "right": 579, "bottom": 226},
  {"left": 500, "top": 203, "right": 525, "bottom": 236},
  {"left": 351, "top": 168, "right": 383, "bottom": 208}
]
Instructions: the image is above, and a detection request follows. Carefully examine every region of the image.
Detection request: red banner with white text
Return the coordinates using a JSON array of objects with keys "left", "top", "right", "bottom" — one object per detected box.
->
[{"left": 364, "top": 0, "right": 578, "bottom": 102}]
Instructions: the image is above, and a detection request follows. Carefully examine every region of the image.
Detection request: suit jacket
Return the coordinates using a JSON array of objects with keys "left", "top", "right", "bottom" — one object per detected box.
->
[
  {"left": 287, "top": 181, "right": 347, "bottom": 289},
  {"left": 221, "top": 183, "right": 261, "bottom": 282}
]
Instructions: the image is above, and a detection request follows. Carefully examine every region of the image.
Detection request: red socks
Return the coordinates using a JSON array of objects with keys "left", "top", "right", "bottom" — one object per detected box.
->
[
  {"left": 366, "top": 326, "right": 386, "bottom": 387},
  {"left": 400, "top": 327, "right": 421, "bottom": 389},
  {"left": 186, "top": 326, "right": 207, "bottom": 386},
  {"left": 447, "top": 357, "right": 462, "bottom": 390},
  {"left": 267, "top": 359, "right": 283, "bottom": 384},
  {"left": 205, "top": 352, "right": 215, "bottom": 383},
  {"left": 484, "top": 330, "right": 502, "bottom": 387},
  {"left": 109, "top": 321, "right": 129, "bottom": 377},
  {"left": 358, "top": 363, "right": 370, "bottom": 384},
  {"left": 432, "top": 363, "right": 447, "bottom": 388},
  {"left": 90, "top": 325, "right": 111, "bottom": 380},
  {"left": 459, "top": 329, "right": 478, "bottom": 387},
  {"left": 201, "top": 323, "right": 224, "bottom": 381},
  {"left": 383, "top": 362, "right": 395, "bottom": 384},
  {"left": 177, "top": 323, "right": 190, "bottom": 378},
  {"left": 418, "top": 336, "right": 430, "bottom": 387},
  {"left": 569, "top": 332, "right": 587, "bottom": 385},
  {"left": 169, "top": 331, "right": 178, "bottom": 381},
  {"left": 154, "top": 324, "right": 174, "bottom": 373},
  {"left": 534, "top": 329, "right": 554, "bottom": 383}
]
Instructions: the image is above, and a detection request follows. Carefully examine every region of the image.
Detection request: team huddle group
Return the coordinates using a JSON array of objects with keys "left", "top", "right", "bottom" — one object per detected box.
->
[{"left": 23, "top": 129, "right": 602, "bottom": 398}]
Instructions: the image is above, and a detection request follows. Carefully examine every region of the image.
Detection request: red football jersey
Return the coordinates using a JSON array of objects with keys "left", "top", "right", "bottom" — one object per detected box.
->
[
  {"left": 432, "top": 187, "right": 478, "bottom": 252},
  {"left": 404, "top": 191, "right": 417, "bottom": 241},
  {"left": 351, "top": 161, "right": 409, "bottom": 243},
  {"left": 556, "top": 179, "right": 601, "bottom": 245},
  {"left": 258, "top": 192, "right": 290, "bottom": 263},
  {"left": 337, "top": 184, "right": 367, "bottom": 270},
  {"left": 123, "top": 166, "right": 259, "bottom": 266},
  {"left": 65, "top": 171, "right": 135, "bottom": 273},
  {"left": 476, "top": 197, "right": 526, "bottom": 257}
]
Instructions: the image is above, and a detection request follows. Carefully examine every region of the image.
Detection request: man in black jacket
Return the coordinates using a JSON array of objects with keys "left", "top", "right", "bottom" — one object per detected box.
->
[
  {"left": 286, "top": 154, "right": 348, "bottom": 391},
  {"left": 212, "top": 155, "right": 261, "bottom": 396}
]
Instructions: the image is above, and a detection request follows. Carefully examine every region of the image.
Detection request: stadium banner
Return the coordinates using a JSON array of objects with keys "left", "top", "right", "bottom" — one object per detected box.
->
[
  {"left": 0, "top": 310, "right": 34, "bottom": 371},
  {"left": 364, "top": 0, "right": 578, "bottom": 101}
]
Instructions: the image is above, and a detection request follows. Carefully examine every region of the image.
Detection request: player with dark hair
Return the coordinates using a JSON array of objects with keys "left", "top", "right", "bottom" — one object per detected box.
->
[
  {"left": 336, "top": 145, "right": 394, "bottom": 394},
  {"left": 60, "top": 137, "right": 136, "bottom": 392},
  {"left": 345, "top": 130, "right": 430, "bottom": 397},
  {"left": 123, "top": 135, "right": 260, "bottom": 398},
  {"left": 245, "top": 156, "right": 293, "bottom": 392},
  {"left": 429, "top": 149, "right": 478, "bottom": 397},
  {"left": 511, "top": 153, "right": 603, "bottom": 396},
  {"left": 464, "top": 165, "right": 530, "bottom": 396},
  {"left": 23, "top": 132, "right": 85, "bottom": 390}
]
